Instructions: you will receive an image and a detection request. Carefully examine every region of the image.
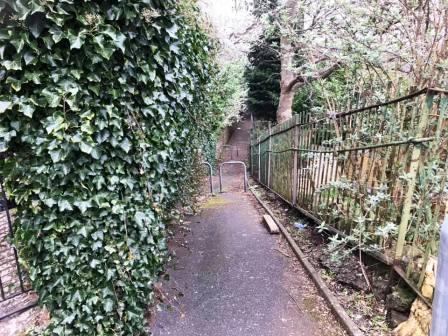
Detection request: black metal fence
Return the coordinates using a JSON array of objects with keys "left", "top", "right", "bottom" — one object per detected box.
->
[{"left": 250, "top": 88, "right": 448, "bottom": 305}]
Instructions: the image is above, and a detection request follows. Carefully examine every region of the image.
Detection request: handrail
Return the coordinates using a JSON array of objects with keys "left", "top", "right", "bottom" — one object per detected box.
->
[
  {"left": 431, "top": 216, "right": 448, "bottom": 335},
  {"left": 219, "top": 161, "right": 248, "bottom": 192},
  {"left": 202, "top": 162, "right": 213, "bottom": 194},
  {"left": 252, "top": 87, "right": 445, "bottom": 146}
]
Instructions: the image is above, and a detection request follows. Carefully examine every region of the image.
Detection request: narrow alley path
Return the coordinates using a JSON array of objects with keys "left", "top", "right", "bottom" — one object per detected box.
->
[{"left": 152, "top": 118, "right": 346, "bottom": 336}]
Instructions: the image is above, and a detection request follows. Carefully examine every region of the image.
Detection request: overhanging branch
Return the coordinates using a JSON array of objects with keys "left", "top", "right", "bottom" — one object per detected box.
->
[{"left": 285, "top": 62, "right": 343, "bottom": 92}]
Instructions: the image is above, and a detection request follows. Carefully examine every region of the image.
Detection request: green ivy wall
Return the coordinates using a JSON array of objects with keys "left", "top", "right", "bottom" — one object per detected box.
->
[{"left": 0, "top": 0, "right": 220, "bottom": 334}]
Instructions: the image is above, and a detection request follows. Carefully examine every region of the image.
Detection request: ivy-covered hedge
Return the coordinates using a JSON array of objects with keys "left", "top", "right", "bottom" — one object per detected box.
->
[{"left": 0, "top": 0, "right": 220, "bottom": 334}]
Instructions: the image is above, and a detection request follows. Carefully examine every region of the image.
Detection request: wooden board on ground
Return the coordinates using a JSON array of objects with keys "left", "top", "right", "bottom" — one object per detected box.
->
[{"left": 263, "top": 215, "right": 280, "bottom": 234}]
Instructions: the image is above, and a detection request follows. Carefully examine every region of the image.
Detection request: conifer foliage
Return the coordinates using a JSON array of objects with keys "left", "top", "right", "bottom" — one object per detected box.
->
[{"left": 245, "top": 0, "right": 280, "bottom": 120}]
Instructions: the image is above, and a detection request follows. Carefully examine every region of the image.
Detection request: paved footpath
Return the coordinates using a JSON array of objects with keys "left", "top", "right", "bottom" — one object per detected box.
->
[{"left": 152, "top": 119, "right": 346, "bottom": 336}]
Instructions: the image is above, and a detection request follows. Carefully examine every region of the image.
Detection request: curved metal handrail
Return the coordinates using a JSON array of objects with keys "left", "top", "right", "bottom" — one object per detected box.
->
[
  {"left": 202, "top": 162, "right": 213, "bottom": 194},
  {"left": 219, "top": 161, "right": 248, "bottom": 193}
]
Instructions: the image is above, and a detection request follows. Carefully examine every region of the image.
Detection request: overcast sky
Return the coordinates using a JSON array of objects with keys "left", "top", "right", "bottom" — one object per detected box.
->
[{"left": 198, "top": 0, "right": 257, "bottom": 63}]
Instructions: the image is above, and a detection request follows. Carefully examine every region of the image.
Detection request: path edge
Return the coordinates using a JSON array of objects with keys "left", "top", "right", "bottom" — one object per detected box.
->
[{"left": 249, "top": 186, "right": 364, "bottom": 336}]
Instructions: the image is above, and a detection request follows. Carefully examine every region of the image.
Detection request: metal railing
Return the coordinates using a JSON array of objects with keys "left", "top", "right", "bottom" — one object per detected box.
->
[
  {"left": 202, "top": 162, "right": 214, "bottom": 194},
  {"left": 219, "top": 161, "right": 248, "bottom": 192},
  {"left": 431, "top": 216, "right": 448, "bottom": 335},
  {"left": 250, "top": 88, "right": 448, "bottom": 303}
]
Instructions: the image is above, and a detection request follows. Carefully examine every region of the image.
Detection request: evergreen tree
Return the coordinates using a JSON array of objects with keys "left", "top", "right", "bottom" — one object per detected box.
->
[{"left": 245, "top": 0, "right": 280, "bottom": 120}]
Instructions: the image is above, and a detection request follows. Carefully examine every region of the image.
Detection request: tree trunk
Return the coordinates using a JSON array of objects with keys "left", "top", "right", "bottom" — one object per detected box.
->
[
  {"left": 275, "top": 0, "right": 340, "bottom": 124},
  {"left": 276, "top": 0, "right": 300, "bottom": 124},
  {"left": 277, "top": 87, "right": 295, "bottom": 123}
]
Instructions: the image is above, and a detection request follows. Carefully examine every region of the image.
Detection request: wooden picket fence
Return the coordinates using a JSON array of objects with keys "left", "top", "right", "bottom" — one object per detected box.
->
[{"left": 250, "top": 88, "right": 448, "bottom": 304}]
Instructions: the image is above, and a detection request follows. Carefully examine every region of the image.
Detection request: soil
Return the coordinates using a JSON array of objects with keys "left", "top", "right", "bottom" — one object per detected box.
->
[{"left": 250, "top": 182, "right": 396, "bottom": 336}]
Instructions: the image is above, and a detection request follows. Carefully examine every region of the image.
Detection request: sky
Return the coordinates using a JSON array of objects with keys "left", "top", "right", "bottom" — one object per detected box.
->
[{"left": 198, "top": 0, "right": 257, "bottom": 63}]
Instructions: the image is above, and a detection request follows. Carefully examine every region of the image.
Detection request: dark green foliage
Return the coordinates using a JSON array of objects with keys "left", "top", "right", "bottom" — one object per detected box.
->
[
  {"left": 253, "top": 0, "right": 278, "bottom": 17},
  {"left": 293, "top": 69, "right": 350, "bottom": 116},
  {"left": 0, "top": 0, "right": 220, "bottom": 334},
  {"left": 245, "top": 0, "right": 280, "bottom": 120},
  {"left": 245, "top": 31, "right": 280, "bottom": 120}
]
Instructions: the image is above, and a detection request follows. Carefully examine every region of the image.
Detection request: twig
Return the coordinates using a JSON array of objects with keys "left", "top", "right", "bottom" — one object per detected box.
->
[
  {"left": 274, "top": 248, "right": 292, "bottom": 258},
  {"left": 282, "top": 287, "right": 301, "bottom": 312},
  {"left": 358, "top": 249, "right": 372, "bottom": 292}
]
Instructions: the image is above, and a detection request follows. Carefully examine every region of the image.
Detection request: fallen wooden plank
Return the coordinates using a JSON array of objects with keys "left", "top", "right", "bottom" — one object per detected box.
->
[{"left": 263, "top": 214, "right": 280, "bottom": 234}]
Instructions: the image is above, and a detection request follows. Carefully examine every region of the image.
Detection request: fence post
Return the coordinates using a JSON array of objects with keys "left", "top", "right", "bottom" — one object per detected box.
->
[
  {"left": 267, "top": 122, "right": 272, "bottom": 188},
  {"left": 258, "top": 136, "right": 261, "bottom": 182},
  {"left": 292, "top": 116, "right": 299, "bottom": 206},
  {"left": 250, "top": 132, "right": 254, "bottom": 176},
  {"left": 431, "top": 214, "right": 448, "bottom": 336},
  {"left": 394, "top": 93, "right": 433, "bottom": 263},
  {"left": 249, "top": 142, "right": 252, "bottom": 176}
]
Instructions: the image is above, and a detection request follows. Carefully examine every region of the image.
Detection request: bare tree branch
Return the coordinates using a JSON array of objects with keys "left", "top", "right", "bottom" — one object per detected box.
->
[{"left": 285, "top": 62, "right": 343, "bottom": 92}]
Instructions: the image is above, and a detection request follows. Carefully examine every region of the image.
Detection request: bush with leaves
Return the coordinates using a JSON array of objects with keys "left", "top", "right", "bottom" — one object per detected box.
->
[{"left": 0, "top": 0, "right": 221, "bottom": 334}]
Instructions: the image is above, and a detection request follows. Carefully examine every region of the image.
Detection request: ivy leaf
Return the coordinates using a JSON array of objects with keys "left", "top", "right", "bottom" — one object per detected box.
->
[
  {"left": 68, "top": 31, "right": 85, "bottom": 49},
  {"left": 78, "top": 227, "right": 88, "bottom": 238},
  {"left": 104, "top": 299, "right": 114, "bottom": 313},
  {"left": 166, "top": 24, "right": 179, "bottom": 38},
  {"left": 49, "top": 26, "right": 64, "bottom": 43},
  {"left": 58, "top": 200, "right": 73, "bottom": 212},
  {"left": 74, "top": 200, "right": 92, "bottom": 213},
  {"left": 80, "top": 142, "right": 93, "bottom": 154},
  {"left": 19, "top": 103, "right": 35, "bottom": 118},
  {"left": 90, "top": 259, "right": 101, "bottom": 268},
  {"left": 62, "top": 313, "right": 76, "bottom": 325},
  {"left": 28, "top": 12, "right": 46, "bottom": 38},
  {"left": 50, "top": 149, "right": 63, "bottom": 163},
  {"left": 0, "top": 101, "right": 11, "bottom": 113},
  {"left": 114, "top": 33, "right": 126, "bottom": 53},
  {"left": 92, "top": 241, "right": 102, "bottom": 251},
  {"left": 2, "top": 60, "right": 22, "bottom": 70},
  {"left": 106, "top": 269, "right": 115, "bottom": 280},
  {"left": 43, "top": 198, "right": 57, "bottom": 208},
  {"left": 119, "top": 138, "right": 131, "bottom": 153},
  {"left": 134, "top": 211, "right": 146, "bottom": 226},
  {"left": 23, "top": 51, "right": 35, "bottom": 65},
  {"left": 42, "top": 89, "right": 61, "bottom": 107}
]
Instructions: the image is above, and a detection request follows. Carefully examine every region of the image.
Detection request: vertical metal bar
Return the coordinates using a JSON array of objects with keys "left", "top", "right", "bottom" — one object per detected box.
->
[
  {"left": 394, "top": 93, "right": 433, "bottom": 263},
  {"left": 202, "top": 162, "right": 213, "bottom": 194},
  {"left": 292, "top": 117, "right": 299, "bottom": 206},
  {"left": 303, "top": 120, "right": 314, "bottom": 209},
  {"left": 297, "top": 123, "right": 306, "bottom": 205},
  {"left": 243, "top": 162, "right": 248, "bottom": 192},
  {"left": 312, "top": 120, "right": 323, "bottom": 212},
  {"left": 431, "top": 214, "right": 448, "bottom": 336},
  {"left": 249, "top": 142, "right": 253, "bottom": 176},
  {"left": 267, "top": 122, "right": 272, "bottom": 188},
  {"left": 219, "top": 165, "right": 223, "bottom": 193},
  {"left": 258, "top": 138, "right": 261, "bottom": 182},
  {"left": 0, "top": 270, "right": 5, "bottom": 300}
]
